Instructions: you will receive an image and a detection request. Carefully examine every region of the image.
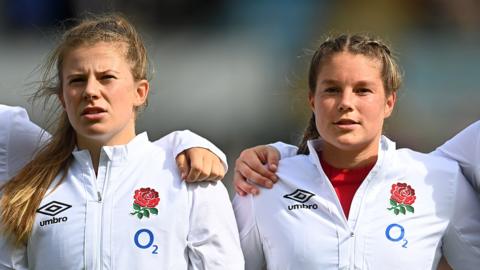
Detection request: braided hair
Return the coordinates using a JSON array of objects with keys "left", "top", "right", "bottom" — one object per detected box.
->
[{"left": 297, "top": 34, "right": 402, "bottom": 154}]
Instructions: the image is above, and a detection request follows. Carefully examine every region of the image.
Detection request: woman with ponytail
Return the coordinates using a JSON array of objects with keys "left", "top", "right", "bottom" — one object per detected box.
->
[
  {"left": 0, "top": 14, "right": 243, "bottom": 269},
  {"left": 232, "top": 34, "right": 480, "bottom": 269}
]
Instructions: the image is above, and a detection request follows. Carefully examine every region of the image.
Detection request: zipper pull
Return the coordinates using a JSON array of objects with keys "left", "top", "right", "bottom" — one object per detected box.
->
[{"left": 97, "top": 191, "right": 102, "bottom": 202}]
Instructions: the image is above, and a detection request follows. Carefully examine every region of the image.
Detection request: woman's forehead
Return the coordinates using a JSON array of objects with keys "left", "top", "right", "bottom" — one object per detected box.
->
[
  {"left": 62, "top": 42, "right": 129, "bottom": 68},
  {"left": 317, "top": 52, "right": 383, "bottom": 82}
]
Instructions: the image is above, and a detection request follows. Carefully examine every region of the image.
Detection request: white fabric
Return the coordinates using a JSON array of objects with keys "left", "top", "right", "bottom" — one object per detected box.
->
[
  {"left": 236, "top": 136, "right": 480, "bottom": 270},
  {"left": 0, "top": 105, "right": 46, "bottom": 184},
  {"left": 0, "top": 105, "right": 228, "bottom": 185},
  {"left": 269, "top": 141, "right": 298, "bottom": 160},
  {"left": 153, "top": 130, "right": 228, "bottom": 172},
  {"left": 272, "top": 121, "right": 480, "bottom": 193},
  {"left": 433, "top": 120, "right": 480, "bottom": 192},
  {"left": 0, "top": 133, "right": 243, "bottom": 269}
]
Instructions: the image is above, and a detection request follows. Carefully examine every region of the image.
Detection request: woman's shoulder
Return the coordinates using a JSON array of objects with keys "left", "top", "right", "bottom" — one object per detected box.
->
[
  {"left": 0, "top": 104, "right": 26, "bottom": 116},
  {"left": 395, "top": 147, "right": 461, "bottom": 176},
  {"left": 186, "top": 181, "right": 229, "bottom": 196},
  {"left": 248, "top": 155, "right": 320, "bottom": 204},
  {"left": 392, "top": 148, "right": 463, "bottom": 211},
  {"left": 278, "top": 154, "right": 314, "bottom": 171},
  {"left": 276, "top": 154, "right": 319, "bottom": 181},
  {"left": 186, "top": 182, "right": 233, "bottom": 216},
  {"left": 0, "top": 105, "right": 27, "bottom": 136},
  {"left": 0, "top": 105, "right": 46, "bottom": 182}
]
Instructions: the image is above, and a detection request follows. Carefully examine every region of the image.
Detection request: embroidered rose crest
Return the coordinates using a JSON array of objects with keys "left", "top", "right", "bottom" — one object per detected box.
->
[
  {"left": 387, "top": 182, "right": 416, "bottom": 215},
  {"left": 131, "top": 187, "right": 160, "bottom": 219}
]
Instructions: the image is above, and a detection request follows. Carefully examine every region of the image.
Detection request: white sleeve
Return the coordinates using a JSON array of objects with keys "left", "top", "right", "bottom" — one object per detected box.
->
[
  {"left": 441, "top": 168, "right": 480, "bottom": 269},
  {"left": 268, "top": 141, "right": 298, "bottom": 159},
  {"left": 152, "top": 130, "right": 228, "bottom": 172},
  {"left": 232, "top": 194, "right": 267, "bottom": 270},
  {"left": 186, "top": 182, "right": 244, "bottom": 270},
  {"left": 0, "top": 105, "right": 48, "bottom": 184},
  {"left": 0, "top": 231, "right": 28, "bottom": 270},
  {"left": 433, "top": 120, "right": 480, "bottom": 192}
]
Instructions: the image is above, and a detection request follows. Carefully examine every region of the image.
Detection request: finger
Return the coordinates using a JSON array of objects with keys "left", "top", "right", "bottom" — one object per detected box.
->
[
  {"left": 175, "top": 152, "right": 189, "bottom": 180},
  {"left": 206, "top": 159, "right": 224, "bottom": 182},
  {"left": 186, "top": 154, "right": 203, "bottom": 182},
  {"left": 265, "top": 146, "right": 281, "bottom": 180},
  {"left": 233, "top": 170, "right": 259, "bottom": 195},
  {"left": 237, "top": 149, "right": 277, "bottom": 181},
  {"left": 234, "top": 185, "right": 247, "bottom": 196},
  {"left": 213, "top": 154, "right": 226, "bottom": 180},
  {"left": 238, "top": 147, "right": 265, "bottom": 164},
  {"left": 212, "top": 161, "right": 226, "bottom": 181},
  {"left": 235, "top": 161, "right": 274, "bottom": 188},
  {"left": 250, "top": 160, "right": 278, "bottom": 182},
  {"left": 197, "top": 155, "right": 212, "bottom": 181}
]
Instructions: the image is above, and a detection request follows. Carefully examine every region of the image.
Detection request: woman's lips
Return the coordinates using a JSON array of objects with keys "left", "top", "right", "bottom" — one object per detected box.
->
[
  {"left": 334, "top": 119, "right": 359, "bottom": 129},
  {"left": 81, "top": 107, "right": 107, "bottom": 120}
]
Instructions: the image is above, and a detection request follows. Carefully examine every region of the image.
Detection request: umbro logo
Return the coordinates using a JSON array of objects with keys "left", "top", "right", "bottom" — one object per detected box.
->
[
  {"left": 37, "top": 201, "right": 71, "bottom": 227},
  {"left": 284, "top": 189, "right": 318, "bottom": 211},
  {"left": 283, "top": 189, "right": 315, "bottom": 203},
  {"left": 37, "top": 201, "right": 72, "bottom": 216}
]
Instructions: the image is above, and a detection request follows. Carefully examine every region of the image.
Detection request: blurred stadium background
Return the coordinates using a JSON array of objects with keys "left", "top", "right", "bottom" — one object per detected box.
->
[{"left": 1, "top": 0, "right": 479, "bottom": 196}]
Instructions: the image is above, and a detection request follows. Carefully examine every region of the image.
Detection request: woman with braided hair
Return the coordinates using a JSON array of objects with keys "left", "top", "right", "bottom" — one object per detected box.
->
[{"left": 232, "top": 34, "right": 480, "bottom": 269}]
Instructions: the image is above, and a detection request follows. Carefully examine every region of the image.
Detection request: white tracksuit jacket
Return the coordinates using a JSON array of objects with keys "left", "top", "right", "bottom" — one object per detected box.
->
[
  {"left": 233, "top": 136, "right": 480, "bottom": 270},
  {"left": 270, "top": 120, "right": 480, "bottom": 195},
  {"left": 0, "top": 133, "right": 243, "bottom": 270},
  {"left": 0, "top": 105, "right": 46, "bottom": 183},
  {"left": 433, "top": 120, "right": 480, "bottom": 192},
  {"left": 0, "top": 105, "right": 228, "bottom": 185}
]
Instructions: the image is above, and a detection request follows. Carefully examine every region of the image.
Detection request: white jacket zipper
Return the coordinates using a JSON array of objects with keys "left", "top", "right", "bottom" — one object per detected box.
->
[{"left": 91, "top": 152, "right": 112, "bottom": 270}]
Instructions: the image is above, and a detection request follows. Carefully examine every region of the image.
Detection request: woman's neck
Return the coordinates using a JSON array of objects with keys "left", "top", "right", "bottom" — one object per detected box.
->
[
  {"left": 76, "top": 139, "right": 103, "bottom": 175},
  {"left": 321, "top": 141, "right": 379, "bottom": 169},
  {"left": 76, "top": 130, "right": 136, "bottom": 174}
]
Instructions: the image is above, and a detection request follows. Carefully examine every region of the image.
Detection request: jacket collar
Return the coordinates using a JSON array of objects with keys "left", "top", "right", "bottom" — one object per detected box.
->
[
  {"left": 306, "top": 135, "right": 396, "bottom": 175},
  {"left": 72, "top": 132, "right": 150, "bottom": 165}
]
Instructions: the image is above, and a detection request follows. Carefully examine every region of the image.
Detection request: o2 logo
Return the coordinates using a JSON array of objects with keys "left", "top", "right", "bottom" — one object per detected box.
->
[
  {"left": 134, "top": 228, "right": 159, "bottom": 254},
  {"left": 385, "top": 223, "right": 408, "bottom": 248}
]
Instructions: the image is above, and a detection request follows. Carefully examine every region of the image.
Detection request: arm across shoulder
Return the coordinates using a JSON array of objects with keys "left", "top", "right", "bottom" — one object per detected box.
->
[
  {"left": 433, "top": 120, "right": 480, "bottom": 192},
  {"left": 0, "top": 105, "right": 48, "bottom": 183},
  {"left": 152, "top": 130, "right": 227, "bottom": 169}
]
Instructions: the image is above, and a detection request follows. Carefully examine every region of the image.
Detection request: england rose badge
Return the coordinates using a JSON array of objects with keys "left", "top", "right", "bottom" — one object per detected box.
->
[
  {"left": 131, "top": 187, "right": 160, "bottom": 219},
  {"left": 387, "top": 182, "right": 416, "bottom": 215}
]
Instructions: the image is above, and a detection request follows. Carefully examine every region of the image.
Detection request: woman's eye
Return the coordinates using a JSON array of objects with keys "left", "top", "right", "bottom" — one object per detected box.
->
[
  {"left": 101, "top": 75, "right": 116, "bottom": 80},
  {"left": 356, "top": 88, "right": 372, "bottom": 95},
  {"left": 69, "top": 78, "right": 85, "bottom": 85},
  {"left": 324, "top": 87, "right": 340, "bottom": 93}
]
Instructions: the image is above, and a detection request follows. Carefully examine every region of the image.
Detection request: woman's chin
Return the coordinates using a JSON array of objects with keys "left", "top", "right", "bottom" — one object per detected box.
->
[
  {"left": 80, "top": 126, "right": 109, "bottom": 137},
  {"left": 330, "top": 136, "right": 376, "bottom": 152},
  {"left": 75, "top": 126, "right": 112, "bottom": 142}
]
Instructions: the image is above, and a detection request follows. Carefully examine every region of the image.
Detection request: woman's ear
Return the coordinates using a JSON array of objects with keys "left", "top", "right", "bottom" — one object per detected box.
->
[
  {"left": 133, "top": 80, "right": 149, "bottom": 107},
  {"left": 58, "top": 93, "right": 66, "bottom": 109},
  {"left": 384, "top": 91, "right": 396, "bottom": 118},
  {"left": 308, "top": 91, "right": 315, "bottom": 112}
]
